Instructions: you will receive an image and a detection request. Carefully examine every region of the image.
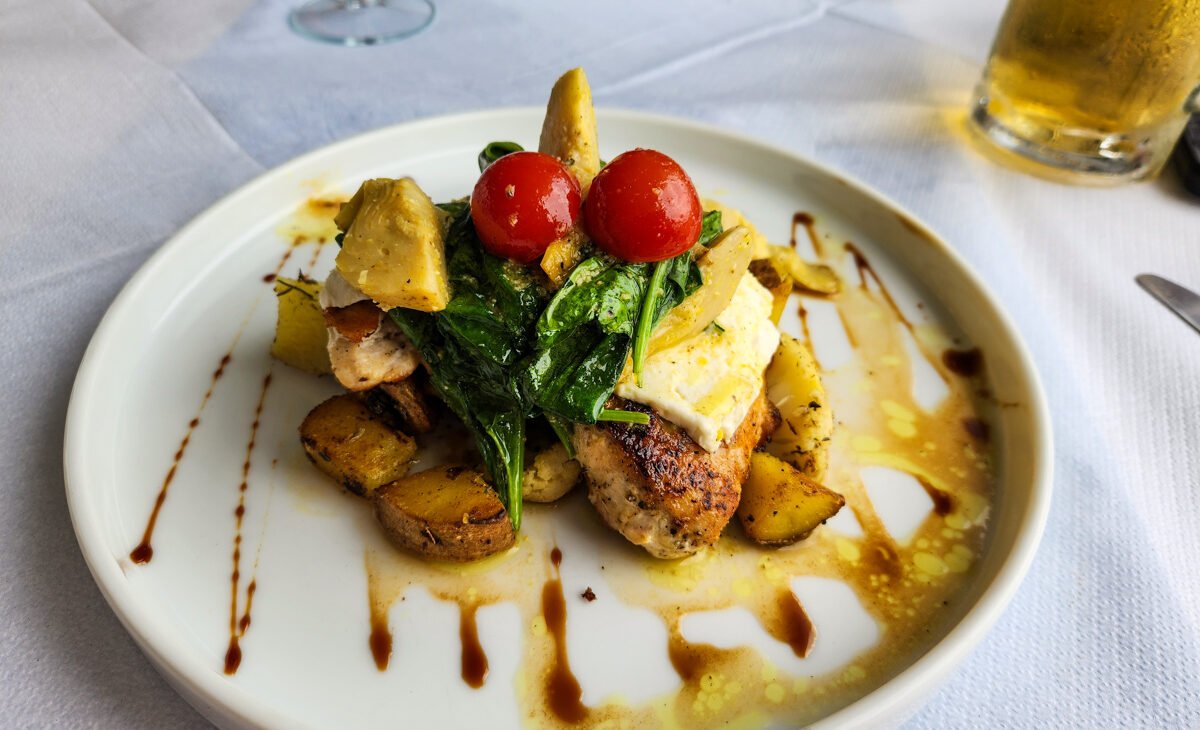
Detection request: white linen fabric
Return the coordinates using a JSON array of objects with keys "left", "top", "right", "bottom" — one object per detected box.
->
[{"left": 2, "top": 0, "right": 1198, "bottom": 726}]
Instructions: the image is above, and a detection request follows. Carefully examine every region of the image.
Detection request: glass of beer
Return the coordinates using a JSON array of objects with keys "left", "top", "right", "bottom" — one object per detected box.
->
[{"left": 970, "top": 0, "right": 1200, "bottom": 183}]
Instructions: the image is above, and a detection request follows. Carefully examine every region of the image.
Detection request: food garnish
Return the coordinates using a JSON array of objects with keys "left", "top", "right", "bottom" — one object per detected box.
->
[
  {"left": 471, "top": 151, "right": 582, "bottom": 264},
  {"left": 583, "top": 148, "right": 703, "bottom": 263},
  {"left": 477, "top": 141, "right": 524, "bottom": 171},
  {"left": 281, "top": 68, "right": 844, "bottom": 561}
]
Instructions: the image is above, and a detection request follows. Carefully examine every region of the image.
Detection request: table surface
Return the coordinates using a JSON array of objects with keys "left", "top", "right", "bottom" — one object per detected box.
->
[{"left": 3, "top": 0, "right": 1199, "bottom": 727}]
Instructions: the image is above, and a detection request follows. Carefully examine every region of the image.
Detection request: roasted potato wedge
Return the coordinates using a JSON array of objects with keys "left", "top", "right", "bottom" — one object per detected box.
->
[
  {"left": 300, "top": 394, "right": 417, "bottom": 497},
  {"left": 702, "top": 198, "right": 770, "bottom": 260},
  {"left": 765, "top": 245, "right": 840, "bottom": 295},
  {"left": 749, "top": 259, "right": 793, "bottom": 326},
  {"left": 766, "top": 333, "right": 832, "bottom": 481},
  {"left": 370, "top": 378, "right": 438, "bottom": 435},
  {"left": 648, "top": 226, "right": 753, "bottom": 354},
  {"left": 271, "top": 276, "right": 331, "bottom": 375},
  {"left": 523, "top": 442, "right": 581, "bottom": 503},
  {"left": 539, "top": 67, "right": 601, "bottom": 194},
  {"left": 335, "top": 178, "right": 450, "bottom": 312},
  {"left": 737, "top": 452, "right": 844, "bottom": 545},
  {"left": 372, "top": 465, "right": 516, "bottom": 562}
]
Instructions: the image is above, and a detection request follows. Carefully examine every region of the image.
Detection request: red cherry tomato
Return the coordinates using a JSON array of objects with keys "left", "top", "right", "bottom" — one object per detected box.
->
[
  {"left": 582, "top": 149, "right": 702, "bottom": 263},
  {"left": 471, "top": 151, "right": 581, "bottom": 264}
]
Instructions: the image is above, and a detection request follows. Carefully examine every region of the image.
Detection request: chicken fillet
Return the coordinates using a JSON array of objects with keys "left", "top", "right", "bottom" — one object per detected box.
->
[{"left": 573, "top": 390, "right": 779, "bottom": 559}]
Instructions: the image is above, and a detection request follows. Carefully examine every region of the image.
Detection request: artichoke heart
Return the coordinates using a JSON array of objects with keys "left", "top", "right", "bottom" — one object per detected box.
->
[
  {"left": 335, "top": 178, "right": 450, "bottom": 312},
  {"left": 539, "top": 67, "right": 601, "bottom": 194}
]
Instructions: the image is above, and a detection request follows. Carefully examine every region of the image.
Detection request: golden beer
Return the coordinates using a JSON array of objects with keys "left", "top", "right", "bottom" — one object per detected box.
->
[{"left": 972, "top": 0, "right": 1200, "bottom": 181}]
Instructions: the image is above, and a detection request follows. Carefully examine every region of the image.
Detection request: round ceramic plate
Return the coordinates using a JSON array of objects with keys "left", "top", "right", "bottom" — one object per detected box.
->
[{"left": 65, "top": 109, "right": 1051, "bottom": 730}]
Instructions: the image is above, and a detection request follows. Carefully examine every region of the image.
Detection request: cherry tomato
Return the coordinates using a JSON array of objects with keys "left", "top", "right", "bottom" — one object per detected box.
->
[
  {"left": 471, "top": 151, "right": 581, "bottom": 264},
  {"left": 582, "top": 149, "right": 702, "bottom": 263}
]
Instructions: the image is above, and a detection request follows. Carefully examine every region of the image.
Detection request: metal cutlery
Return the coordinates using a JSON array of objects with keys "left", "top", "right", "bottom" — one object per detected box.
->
[{"left": 1136, "top": 274, "right": 1200, "bottom": 335}]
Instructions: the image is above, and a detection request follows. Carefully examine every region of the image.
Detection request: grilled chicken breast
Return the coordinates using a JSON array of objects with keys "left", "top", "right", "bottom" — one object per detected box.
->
[
  {"left": 320, "top": 271, "right": 420, "bottom": 392},
  {"left": 573, "top": 390, "right": 779, "bottom": 559},
  {"left": 325, "top": 312, "right": 420, "bottom": 391}
]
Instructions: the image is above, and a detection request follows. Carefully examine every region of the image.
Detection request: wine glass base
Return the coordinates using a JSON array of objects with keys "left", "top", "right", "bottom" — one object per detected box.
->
[{"left": 289, "top": 0, "right": 435, "bottom": 46}]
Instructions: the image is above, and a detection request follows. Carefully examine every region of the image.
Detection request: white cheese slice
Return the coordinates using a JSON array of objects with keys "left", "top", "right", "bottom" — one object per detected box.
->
[
  {"left": 319, "top": 269, "right": 370, "bottom": 310},
  {"left": 616, "top": 271, "right": 780, "bottom": 452}
]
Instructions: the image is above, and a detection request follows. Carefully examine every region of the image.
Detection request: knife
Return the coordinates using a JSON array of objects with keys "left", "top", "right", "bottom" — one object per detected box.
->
[{"left": 1136, "top": 274, "right": 1200, "bottom": 335}]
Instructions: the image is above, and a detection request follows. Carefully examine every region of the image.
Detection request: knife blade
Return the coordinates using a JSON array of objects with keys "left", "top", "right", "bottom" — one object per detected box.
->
[{"left": 1136, "top": 274, "right": 1200, "bottom": 335}]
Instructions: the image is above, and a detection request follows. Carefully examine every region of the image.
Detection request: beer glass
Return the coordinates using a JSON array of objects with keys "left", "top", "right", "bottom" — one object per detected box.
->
[{"left": 970, "top": 0, "right": 1200, "bottom": 183}]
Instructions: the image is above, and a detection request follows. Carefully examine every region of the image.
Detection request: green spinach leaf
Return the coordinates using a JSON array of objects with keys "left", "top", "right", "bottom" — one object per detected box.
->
[
  {"left": 389, "top": 203, "right": 547, "bottom": 530},
  {"left": 523, "top": 326, "right": 631, "bottom": 424},
  {"left": 629, "top": 252, "right": 703, "bottom": 383},
  {"left": 536, "top": 256, "right": 648, "bottom": 348},
  {"left": 698, "top": 210, "right": 723, "bottom": 247},
  {"left": 388, "top": 202, "right": 703, "bottom": 531},
  {"left": 478, "top": 141, "right": 524, "bottom": 172}
]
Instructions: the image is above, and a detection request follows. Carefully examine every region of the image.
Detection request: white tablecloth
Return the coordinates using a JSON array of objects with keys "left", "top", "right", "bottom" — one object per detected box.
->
[{"left": 3, "top": 0, "right": 1198, "bottom": 726}]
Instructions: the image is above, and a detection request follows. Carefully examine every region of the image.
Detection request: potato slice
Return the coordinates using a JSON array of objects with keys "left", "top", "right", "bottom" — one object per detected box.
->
[
  {"left": 737, "top": 452, "right": 845, "bottom": 545},
  {"left": 373, "top": 465, "right": 516, "bottom": 562},
  {"left": 370, "top": 378, "right": 438, "bottom": 435},
  {"left": 538, "top": 68, "right": 601, "bottom": 194},
  {"left": 702, "top": 198, "right": 771, "bottom": 260},
  {"left": 335, "top": 178, "right": 450, "bottom": 312},
  {"left": 766, "top": 333, "right": 832, "bottom": 481},
  {"left": 300, "top": 394, "right": 417, "bottom": 497},
  {"left": 523, "top": 443, "right": 580, "bottom": 503},
  {"left": 766, "top": 245, "right": 840, "bottom": 295},
  {"left": 271, "top": 276, "right": 332, "bottom": 375},
  {"left": 648, "top": 226, "right": 753, "bottom": 355}
]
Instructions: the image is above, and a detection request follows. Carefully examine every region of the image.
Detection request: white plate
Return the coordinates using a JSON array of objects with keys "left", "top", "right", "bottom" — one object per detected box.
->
[{"left": 64, "top": 109, "right": 1051, "bottom": 729}]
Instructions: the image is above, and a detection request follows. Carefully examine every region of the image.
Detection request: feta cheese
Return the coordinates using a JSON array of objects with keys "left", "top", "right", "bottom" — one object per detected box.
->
[
  {"left": 319, "top": 269, "right": 370, "bottom": 310},
  {"left": 616, "top": 272, "right": 780, "bottom": 452}
]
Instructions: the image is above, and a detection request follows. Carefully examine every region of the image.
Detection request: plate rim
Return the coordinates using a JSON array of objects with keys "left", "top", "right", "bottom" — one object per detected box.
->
[{"left": 63, "top": 106, "right": 1053, "bottom": 730}]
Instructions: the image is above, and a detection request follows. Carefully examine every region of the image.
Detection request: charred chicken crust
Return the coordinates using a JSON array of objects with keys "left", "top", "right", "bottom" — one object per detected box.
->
[{"left": 574, "top": 390, "right": 780, "bottom": 558}]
